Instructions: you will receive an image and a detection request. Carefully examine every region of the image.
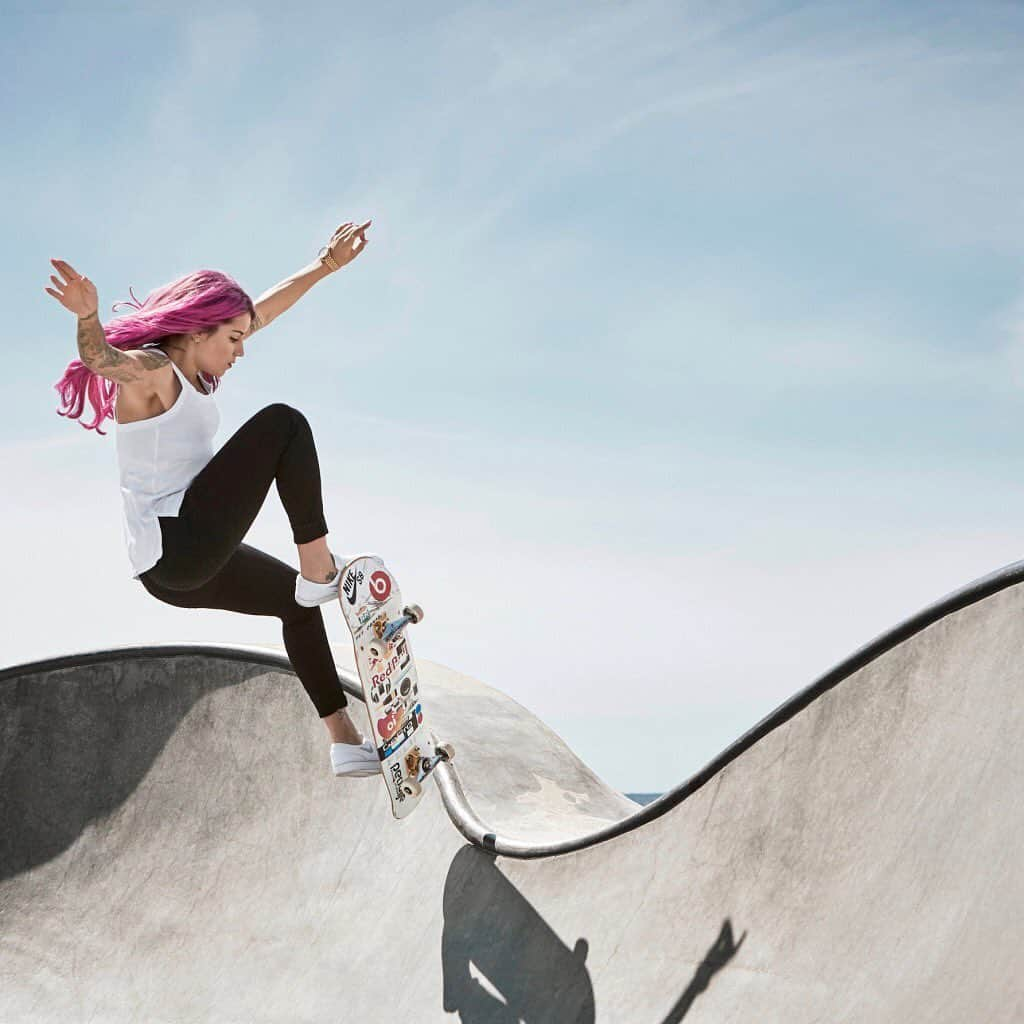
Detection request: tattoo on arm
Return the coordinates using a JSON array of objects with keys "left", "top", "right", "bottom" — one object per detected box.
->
[{"left": 77, "top": 313, "right": 169, "bottom": 384}]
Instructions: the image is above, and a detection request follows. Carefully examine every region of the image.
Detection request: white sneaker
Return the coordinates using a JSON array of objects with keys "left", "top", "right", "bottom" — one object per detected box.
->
[
  {"left": 331, "top": 738, "right": 380, "bottom": 778},
  {"left": 295, "top": 552, "right": 352, "bottom": 607}
]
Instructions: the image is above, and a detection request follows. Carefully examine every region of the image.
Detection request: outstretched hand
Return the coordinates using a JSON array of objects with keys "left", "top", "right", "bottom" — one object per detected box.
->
[
  {"left": 323, "top": 220, "right": 371, "bottom": 270},
  {"left": 45, "top": 258, "right": 98, "bottom": 318}
]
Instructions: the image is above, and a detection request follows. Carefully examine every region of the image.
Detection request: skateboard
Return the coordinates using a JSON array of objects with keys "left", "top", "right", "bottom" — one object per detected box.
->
[{"left": 337, "top": 554, "right": 454, "bottom": 819}]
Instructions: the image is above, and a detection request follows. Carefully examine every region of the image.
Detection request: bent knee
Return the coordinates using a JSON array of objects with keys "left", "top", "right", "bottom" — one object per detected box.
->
[
  {"left": 255, "top": 402, "right": 309, "bottom": 431},
  {"left": 257, "top": 401, "right": 301, "bottom": 420}
]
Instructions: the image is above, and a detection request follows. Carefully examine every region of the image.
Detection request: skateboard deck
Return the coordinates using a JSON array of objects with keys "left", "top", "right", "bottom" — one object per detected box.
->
[{"left": 337, "top": 554, "right": 453, "bottom": 819}]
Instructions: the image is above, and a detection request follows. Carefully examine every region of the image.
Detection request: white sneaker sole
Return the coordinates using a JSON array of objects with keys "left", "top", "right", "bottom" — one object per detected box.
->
[{"left": 295, "top": 578, "right": 341, "bottom": 608}]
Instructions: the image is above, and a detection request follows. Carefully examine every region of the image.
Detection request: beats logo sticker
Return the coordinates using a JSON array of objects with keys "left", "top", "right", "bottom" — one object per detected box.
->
[{"left": 369, "top": 571, "right": 392, "bottom": 601}]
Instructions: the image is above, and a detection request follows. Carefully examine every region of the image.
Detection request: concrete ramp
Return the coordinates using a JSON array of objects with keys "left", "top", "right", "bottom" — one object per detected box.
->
[{"left": 3, "top": 560, "right": 1024, "bottom": 1022}]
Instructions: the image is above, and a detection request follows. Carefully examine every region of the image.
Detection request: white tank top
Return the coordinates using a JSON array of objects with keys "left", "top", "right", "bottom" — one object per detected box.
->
[{"left": 114, "top": 358, "right": 220, "bottom": 578}]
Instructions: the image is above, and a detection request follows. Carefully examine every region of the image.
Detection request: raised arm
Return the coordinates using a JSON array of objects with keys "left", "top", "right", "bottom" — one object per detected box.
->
[
  {"left": 250, "top": 220, "right": 372, "bottom": 333},
  {"left": 47, "top": 259, "right": 169, "bottom": 386},
  {"left": 250, "top": 259, "right": 333, "bottom": 334},
  {"left": 76, "top": 310, "right": 169, "bottom": 384}
]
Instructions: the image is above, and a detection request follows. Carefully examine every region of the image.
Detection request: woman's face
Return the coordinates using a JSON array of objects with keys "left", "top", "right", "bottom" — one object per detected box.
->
[{"left": 196, "top": 314, "right": 252, "bottom": 377}]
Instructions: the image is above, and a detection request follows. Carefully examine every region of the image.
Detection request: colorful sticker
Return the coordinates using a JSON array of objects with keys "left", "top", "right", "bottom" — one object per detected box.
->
[
  {"left": 369, "top": 571, "right": 392, "bottom": 602},
  {"left": 381, "top": 710, "right": 421, "bottom": 759},
  {"left": 341, "top": 568, "right": 364, "bottom": 606},
  {"left": 376, "top": 706, "right": 403, "bottom": 741}
]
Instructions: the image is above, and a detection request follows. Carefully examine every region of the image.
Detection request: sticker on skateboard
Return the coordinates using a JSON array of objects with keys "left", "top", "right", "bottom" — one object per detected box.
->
[{"left": 337, "top": 554, "right": 453, "bottom": 819}]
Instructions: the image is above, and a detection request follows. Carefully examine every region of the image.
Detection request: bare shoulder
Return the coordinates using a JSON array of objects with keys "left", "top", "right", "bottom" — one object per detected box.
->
[
  {"left": 125, "top": 347, "right": 172, "bottom": 368},
  {"left": 115, "top": 358, "right": 184, "bottom": 423}
]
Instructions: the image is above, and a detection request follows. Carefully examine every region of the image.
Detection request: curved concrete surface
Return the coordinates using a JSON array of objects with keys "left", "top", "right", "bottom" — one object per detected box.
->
[{"left": 3, "top": 560, "right": 1024, "bottom": 1022}]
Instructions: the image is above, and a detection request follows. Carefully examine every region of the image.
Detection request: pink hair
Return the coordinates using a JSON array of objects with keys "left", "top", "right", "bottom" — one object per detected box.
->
[{"left": 53, "top": 268, "right": 255, "bottom": 436}]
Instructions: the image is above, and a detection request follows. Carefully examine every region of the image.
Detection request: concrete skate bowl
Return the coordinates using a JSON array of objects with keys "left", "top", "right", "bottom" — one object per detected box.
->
[{"left": 2, "top": 559, "right": 1024, "bottom": 1023}]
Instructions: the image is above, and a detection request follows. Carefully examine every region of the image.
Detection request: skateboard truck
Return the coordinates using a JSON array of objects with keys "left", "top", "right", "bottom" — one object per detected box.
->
[
  {"left": 400, "top": 737, "right": 455, "bottom": 798},
  {"left": 367, "top": 604, "right": 424, "bottom": 659}
]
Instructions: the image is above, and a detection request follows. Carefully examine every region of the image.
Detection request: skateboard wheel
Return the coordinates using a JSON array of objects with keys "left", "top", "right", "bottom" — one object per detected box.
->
[
  {"left": 404, "top": 604, "right": 424, "bottom": 624},
  {"left": 435, "top": 742, "right": 454, "bottom": 762},
  {"left": 401, "top": 779, "right": 422, "bottom": 798}
]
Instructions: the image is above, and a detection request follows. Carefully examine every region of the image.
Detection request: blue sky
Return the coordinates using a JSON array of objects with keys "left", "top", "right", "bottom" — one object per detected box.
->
[{"left": 4, "top": 1, "right": 1024, "bottom": 792}]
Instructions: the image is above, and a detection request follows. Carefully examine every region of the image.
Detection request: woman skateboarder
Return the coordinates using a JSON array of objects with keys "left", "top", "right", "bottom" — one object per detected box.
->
[{"left": 46, "top": 222, "right": 379, "bottom": 779}]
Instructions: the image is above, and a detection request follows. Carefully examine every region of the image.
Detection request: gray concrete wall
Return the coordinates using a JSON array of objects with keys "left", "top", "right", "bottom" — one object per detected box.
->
[{"left": 3, "top": 563, "right": 1023, "bottom": 1021}]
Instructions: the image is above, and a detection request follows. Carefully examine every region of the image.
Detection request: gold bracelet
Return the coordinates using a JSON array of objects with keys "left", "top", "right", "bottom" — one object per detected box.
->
[{"left": 318, "top": 246, "right": 340, "bottom": 273}]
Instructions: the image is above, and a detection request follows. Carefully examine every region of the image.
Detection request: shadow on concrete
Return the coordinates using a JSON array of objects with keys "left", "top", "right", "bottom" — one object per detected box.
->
[
  {"left": 0, "top": 655, "right": 253, "bottom": 883},
  {"left": 442, "top": 845, "right": 595, "bottom": 1023},
  {"left": 659, "top": 918, "right": 747, "bottom": 1023},
  {"left": 441, "top": 847, "right": 745, "bottom": 1023}
]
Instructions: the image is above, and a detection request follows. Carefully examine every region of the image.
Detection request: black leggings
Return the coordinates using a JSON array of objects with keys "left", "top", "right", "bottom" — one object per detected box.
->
[{"left": 139, "top": 403, "right": 348, "bottom": 719}]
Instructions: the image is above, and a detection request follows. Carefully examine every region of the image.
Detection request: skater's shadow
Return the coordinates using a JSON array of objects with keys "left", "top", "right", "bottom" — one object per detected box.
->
[
  {"left": 440, "top": 845, "right": 746, "bottom": 1024},
  {"left": 659, "top": 917, "right": 746, "bottom": 1023},
  {"left": 441, "top": 845, "right": 594, "bottom": 1023}
]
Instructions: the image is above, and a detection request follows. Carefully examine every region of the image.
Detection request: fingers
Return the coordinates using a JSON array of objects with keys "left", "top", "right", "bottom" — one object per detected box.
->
[
  {"left": 50, "top": 258, "right": 80, "bottom": 283},
  {"left": 330, "top": 219, "right": 372, "bottom": 240},
  {"left": 45, "top": 258, "right": 96, "bottom": 305}
]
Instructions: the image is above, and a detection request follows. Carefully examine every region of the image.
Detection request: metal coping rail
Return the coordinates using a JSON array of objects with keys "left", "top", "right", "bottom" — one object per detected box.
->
[{"left": 4, "top": 557, "right": 1024, "bottom": 860}]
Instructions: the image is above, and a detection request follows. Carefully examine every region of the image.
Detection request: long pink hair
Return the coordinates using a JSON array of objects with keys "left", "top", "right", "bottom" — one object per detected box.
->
[{"left": 54, "top": 268, "right": 255, "bottom": 436}]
